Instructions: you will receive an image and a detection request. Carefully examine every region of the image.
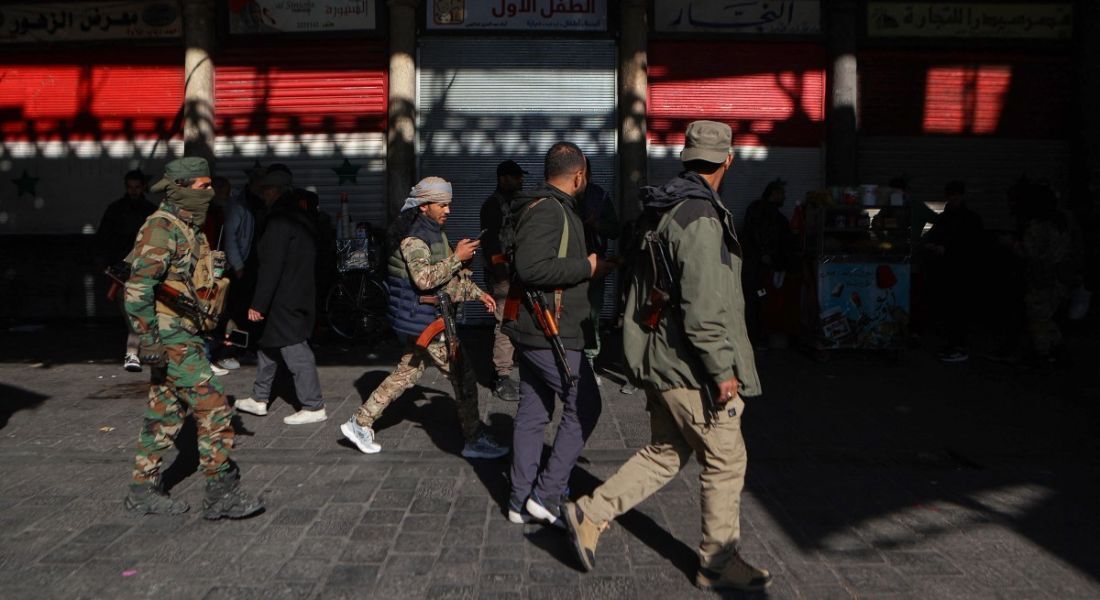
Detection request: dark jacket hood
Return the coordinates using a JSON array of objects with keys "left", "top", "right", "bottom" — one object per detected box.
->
[
  {"left": 512, "top": 183, "right": 578, "bottom": 215},
  {"left": 641, "top": 171, "right": 722, "bottom": 211}
]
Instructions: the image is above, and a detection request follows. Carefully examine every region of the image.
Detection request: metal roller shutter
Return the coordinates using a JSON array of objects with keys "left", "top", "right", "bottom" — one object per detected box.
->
[
  {"left": 417, "top": 38, "right": 618, "bottom": 323},
  {"left": 859, "top": 49, "right": 1073, "bottom": 230},
  {"left": 647, "top": 40, "right": 827, "bottom": 225},
  {"left": 214, "top": 40, "right": 388, "bottom": 228},
  {"left": 0, "top": 47, "right": 184, "bottom": 234}
]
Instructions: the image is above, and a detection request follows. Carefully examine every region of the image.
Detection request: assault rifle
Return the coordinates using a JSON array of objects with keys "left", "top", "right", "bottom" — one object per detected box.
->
[
  {"left": 523, "top": 288, "right": 578, "bottom": 391},
  {"left": 638, "top": 231, "right": 678, "bottom": 332},
  {"left": 415, "top": 292, "right": 466, "bottom": 398},
  {"left": 104, "top": 261, "right": 215, "bottom": 332}
]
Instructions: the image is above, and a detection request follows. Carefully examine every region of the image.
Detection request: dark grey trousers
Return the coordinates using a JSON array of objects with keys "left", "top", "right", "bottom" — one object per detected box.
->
[
  {"left": 509, "top": 344, "right": 602, "bottom": 509},
  {"left": 252, "top": 341, "right": 324, "bottom": 411}
]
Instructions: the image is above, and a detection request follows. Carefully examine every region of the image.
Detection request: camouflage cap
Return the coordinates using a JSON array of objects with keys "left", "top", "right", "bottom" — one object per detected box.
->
[
  {"left": 680, "top": 120, "right": 732, "bottom": 165},
  {"left": 164, "top": 157, "right": 210, "bottom": 181},
  {"left": 151, "top": 157, "right": 211, "bottom": 192}
]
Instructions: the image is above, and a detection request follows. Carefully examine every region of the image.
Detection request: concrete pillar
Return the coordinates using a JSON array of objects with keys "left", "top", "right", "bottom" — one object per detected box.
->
[
  {"left": 618, "top": 0, "right": 648, "bottom": 221},
  {"left": 825, "top": 0, "right": 859, "bottom": 187},
  {"left": 387, "top": 0, "right": 418, "bottom": 220},
  {"left": 182, "top": 0, "right": 216, "bottom": 166}
]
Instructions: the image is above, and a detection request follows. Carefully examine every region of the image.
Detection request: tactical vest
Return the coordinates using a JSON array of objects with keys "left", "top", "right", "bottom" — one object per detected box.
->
[
  {"left": 136, "top": 209, "right": 229, "bottom": 334},
  {"left": 386, "top": 217, "right": 451, "bottom": 339}
]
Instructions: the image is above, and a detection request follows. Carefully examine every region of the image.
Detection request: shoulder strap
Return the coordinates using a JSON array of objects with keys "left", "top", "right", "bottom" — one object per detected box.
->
[{"left": 515, "top": 197, "right": 571, "bottom": 316}]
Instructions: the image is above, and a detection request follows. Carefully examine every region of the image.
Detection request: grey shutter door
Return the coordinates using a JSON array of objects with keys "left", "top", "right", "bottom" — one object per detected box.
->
[
  {"left": 858, "top": 137, "right": 1071, "bottom": 231},
  {"left": 418, "top": 38, "right": 618, "bottom": 323}
]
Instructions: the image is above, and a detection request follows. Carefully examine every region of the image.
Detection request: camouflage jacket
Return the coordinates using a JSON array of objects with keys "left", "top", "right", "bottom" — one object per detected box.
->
[
  {"left": 399, "top": 236, "right": 484, "bottom": 302},
  {"left": 124, "top": 202, "right": 211, "bottom": 348}
]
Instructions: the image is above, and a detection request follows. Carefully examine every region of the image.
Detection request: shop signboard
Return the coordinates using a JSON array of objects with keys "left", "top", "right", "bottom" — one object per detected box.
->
[
  {"left": 0, "top": 1, "right": 181, "bottom": 43},
  {"left": 654, "top": 0, "right": 821, "bottom": 34},
  {"left": 815, "top": 261, "right": 910, "bottom": 349},
  {"left": 867, "top": 2, "right": 1073, "bottom": 40},
  {"left": 427, "top": 0, "right": 607, "bottom": 31},
  {"left": 228, "top": 0, "right": 376, "bottom": 34}
]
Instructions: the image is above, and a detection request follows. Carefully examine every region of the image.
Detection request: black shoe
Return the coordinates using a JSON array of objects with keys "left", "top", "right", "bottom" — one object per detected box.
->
[
  {"left": 493, "top": 377, "right": 519, "bottom": 402},
  {"left": 202, "top": 463, "right": 264, "bottom": 520},
  {"left": 124, "top": 476, "right": 189, "bottom": 515}
]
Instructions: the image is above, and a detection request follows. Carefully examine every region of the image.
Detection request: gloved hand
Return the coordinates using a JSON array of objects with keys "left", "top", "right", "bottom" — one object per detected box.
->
[
  {"left": 138, "top": 336, "right": 166, "bottom": 366},
  {"left": 772, "top": 271, "right": 786, "bottom": 289}
]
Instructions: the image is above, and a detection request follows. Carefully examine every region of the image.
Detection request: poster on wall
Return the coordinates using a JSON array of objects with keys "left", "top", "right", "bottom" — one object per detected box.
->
[
  {"left": 0, "top": 1, "right": 181, "bottom": 43},
  {"left": 867, "top": 2, "right": 1073, "bottom": 39},
  {"left": 654, "top": 0, "right": 821, "bottom": 34},
  {"left": 814, "top": 262, "right": 910, "bottom": 350},
  {"left": 428, "top": 0, "right": 607, "bottom": 31},
  {"left": 228, "top": 0, "right": 376, "bottom": 34}
]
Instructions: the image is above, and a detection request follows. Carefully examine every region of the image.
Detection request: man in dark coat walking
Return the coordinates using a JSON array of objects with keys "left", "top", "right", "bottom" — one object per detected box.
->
[{"left": 235, "top": 169, "right": 327, "bottom": 425}]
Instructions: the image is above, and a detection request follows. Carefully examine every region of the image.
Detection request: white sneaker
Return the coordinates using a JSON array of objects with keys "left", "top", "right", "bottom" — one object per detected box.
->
[
  {"left": 340, "top": 418, "right": 381, "bottom": 454},
  {"left": 123, "top": 353, "right": 142, "bottom": 373},
  {"left": 234, "top": 397, "right": 268, "bottom": 416},
  {"left": 210, "top": 363, "right": 229, "bottom": 376},
  {"left": 526, "top": 495, "right": 565, "bottom": 529},
  {"left": 216, "top": 357, "right": 241, "bottom": 370},
  {"left": 284, "top": 408, "right": 327, "bottom": 425}
]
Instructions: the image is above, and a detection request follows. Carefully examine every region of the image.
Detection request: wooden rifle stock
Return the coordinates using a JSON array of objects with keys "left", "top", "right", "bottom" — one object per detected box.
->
[{"left": 415, "top": 318, "right": 446, "bottom": 349}]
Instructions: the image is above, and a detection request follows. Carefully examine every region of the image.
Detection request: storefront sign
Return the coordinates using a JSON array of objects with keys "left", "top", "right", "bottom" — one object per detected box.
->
[
  {"left": 868, "top": 2, "right": 1073, "bottom": 39},
  {"left": 228, "top": 0, "right": 376, "bottom": 34},
  {"left": 0, "top": 1, "right": 181, "bottom": 43},
  {"left": 428, "top": 0, "right": 607, "bottom": 31},
  {"left": 654, "top": 0, "right": 821, "bottom": 34}
]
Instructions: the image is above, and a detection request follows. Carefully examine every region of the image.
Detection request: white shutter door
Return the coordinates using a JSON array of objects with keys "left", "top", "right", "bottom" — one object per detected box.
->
[{"left": 418, "top": 38, "right": 618, "bottom": 323}]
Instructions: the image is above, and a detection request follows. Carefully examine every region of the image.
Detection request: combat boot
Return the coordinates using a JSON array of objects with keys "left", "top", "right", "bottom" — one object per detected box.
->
[
  {"left": 562, "top": 501, "right": 603, "bottom": 572},
  {"left": 201, "top": 463, "right": 265, "bottom": 520},
  {"left": 695, "top": 552, "right": 773, "bottom": 592},
  {"left": 124, "top": 476, "right": 189, "bottom": 515}
]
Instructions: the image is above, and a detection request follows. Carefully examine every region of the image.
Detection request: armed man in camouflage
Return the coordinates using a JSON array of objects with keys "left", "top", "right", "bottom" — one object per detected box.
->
[
  {"left": 123, "top": 157, "right": 264, "bottom": 520},
  {"left": 340, "top": 177, "right": 510, "bottom": 459}
]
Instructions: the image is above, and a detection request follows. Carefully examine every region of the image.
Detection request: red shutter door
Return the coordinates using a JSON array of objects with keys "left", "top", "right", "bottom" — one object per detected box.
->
[
  {"left": 0, "top": 47, "right": 183, "bottom": 142},
  {"left": 648, "top": 40, "right": 827, "bottom": 222},
  {"left": 859, "top": 49, "right": 1073, "bottom": 229}
]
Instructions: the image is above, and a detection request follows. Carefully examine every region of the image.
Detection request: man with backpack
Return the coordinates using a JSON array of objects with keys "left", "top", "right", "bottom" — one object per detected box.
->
[
  {"left": 560, "top": 121, "right": 771, "bottom": 592},
  {"left": 504, "top": 142, "right": 615, "bottom": 527}
]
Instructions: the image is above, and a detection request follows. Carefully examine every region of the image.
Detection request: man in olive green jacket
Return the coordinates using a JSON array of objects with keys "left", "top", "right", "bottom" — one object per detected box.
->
[{"left": 561, "top": 121, "right": 771, "bottom": 592}]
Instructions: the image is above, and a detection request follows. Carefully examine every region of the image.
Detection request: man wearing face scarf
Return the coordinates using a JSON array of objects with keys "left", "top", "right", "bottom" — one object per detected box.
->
[
  {"left": 340, "top": 176, "right": 509, "bottom": 459},
  {"left": 123, "top": 157, "right": 264, "bottom": 520}
]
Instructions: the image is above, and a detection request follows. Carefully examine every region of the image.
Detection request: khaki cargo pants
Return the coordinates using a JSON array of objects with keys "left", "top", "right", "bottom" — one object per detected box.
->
[{"left": 577, "top": 386, "right": 748, "bottom": 570}]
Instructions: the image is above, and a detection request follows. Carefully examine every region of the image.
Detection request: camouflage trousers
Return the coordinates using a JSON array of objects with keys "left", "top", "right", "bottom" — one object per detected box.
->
[
  {"left": 354, "top": 339, "right": 482, "bottom": 442},
  {"left": 132, "top": 344, "right": 234, "bottom": 483}
]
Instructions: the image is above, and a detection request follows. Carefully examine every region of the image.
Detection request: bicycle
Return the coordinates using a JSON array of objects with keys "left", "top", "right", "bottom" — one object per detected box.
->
[{"left": 326, "top": 238, "right": 388, "bottom": 341}]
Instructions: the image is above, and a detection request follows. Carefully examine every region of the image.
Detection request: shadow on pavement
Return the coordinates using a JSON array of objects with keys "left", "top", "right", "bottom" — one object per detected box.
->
[{"left": 0, "top": 382, "right": 49, "bottom": 430}]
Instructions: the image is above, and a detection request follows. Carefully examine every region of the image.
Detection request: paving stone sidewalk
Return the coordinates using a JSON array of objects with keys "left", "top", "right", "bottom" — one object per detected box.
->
[{"left": 0, "top": 325, "right": 1098, "bottom": 599}]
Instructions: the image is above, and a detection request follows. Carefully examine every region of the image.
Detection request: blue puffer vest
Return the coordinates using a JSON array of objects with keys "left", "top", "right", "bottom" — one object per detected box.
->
[{"left": 386, "top": 216, "right": 451, "bottom": 339}]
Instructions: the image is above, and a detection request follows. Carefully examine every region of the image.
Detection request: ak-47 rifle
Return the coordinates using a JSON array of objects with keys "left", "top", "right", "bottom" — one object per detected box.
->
[
  {"left": 523, "top": 288, "right": 578, "bottom": 391},
  {"left": 104, "top": 261, "right": 213, "bottom": 333},
  {"left": 414, "top": 291, "right": 465, "bottom": 395}
]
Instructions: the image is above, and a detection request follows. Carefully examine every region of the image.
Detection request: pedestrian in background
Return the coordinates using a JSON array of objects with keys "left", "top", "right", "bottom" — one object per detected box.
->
[
  {"left": 577, "top": 157, "right": 621, "bottom": 383},
  {"left": 235, "top": 169, "right": 328, "bottom": 425},
  {"left": 97, "top": 169, "right": 155, "bottom": 372},
  {"left": 561, "top": 121, "right": 771, "bottom": 592},
  {"left": 123, "top": 157, "right": 264, "bottom": 520},
  {"left": 341, "top": 177, "right": 509, "bottom": 459},
  {"left": 480, "top": 159, "right": 528, "bottom": 402},
  {"left": 505, "top": 142, "right": 614, "bottom": 527}
]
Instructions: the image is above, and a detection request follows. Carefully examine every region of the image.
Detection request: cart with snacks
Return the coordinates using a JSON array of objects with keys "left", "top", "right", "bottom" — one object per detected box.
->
[{"left": 800, "top": 189, "right": 912, "bottom": 357}]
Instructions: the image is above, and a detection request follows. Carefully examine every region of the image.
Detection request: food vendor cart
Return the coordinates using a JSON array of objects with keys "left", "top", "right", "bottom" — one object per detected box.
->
[{"left": 800, "top": 191, "right": 912, "bottom": 358}]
